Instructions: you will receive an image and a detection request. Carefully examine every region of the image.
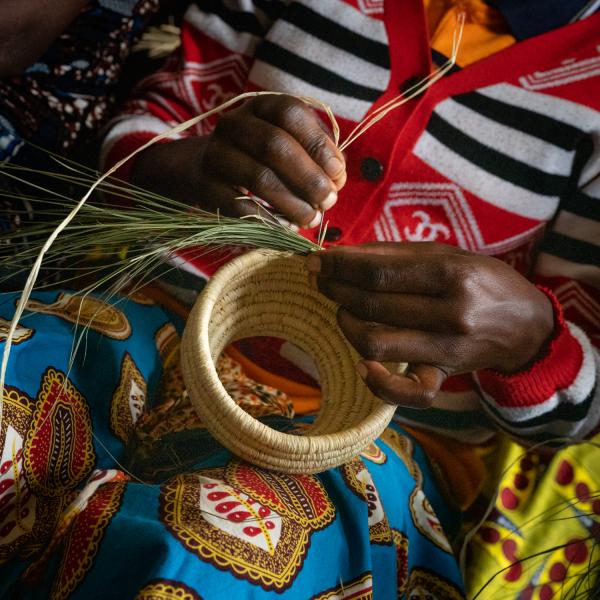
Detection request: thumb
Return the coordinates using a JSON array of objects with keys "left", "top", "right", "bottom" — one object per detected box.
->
[{"left": 357, "top": 361, "right": 447, "bottom": 408}]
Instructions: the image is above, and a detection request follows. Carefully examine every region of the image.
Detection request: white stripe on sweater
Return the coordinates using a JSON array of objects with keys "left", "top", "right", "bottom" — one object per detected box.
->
[
  {"left": 479, "top": 83, "right": 600, "bottom": 185},
  {"left": 302, "top": 0, "right": 387, "bottom": 43},
  {"left": 185, "top": 4, "right": 262, "bottom": 57},
  {"left": 435, "top": 97, "right": 576, "bottom": 176},
  {"left": 249, "top": 60, "right": 372, "bottom": 121},
  {"left": 267, "top": 22, "right": 389, "bottom": 91},
  {"left": 413, "top": 131, "right": 561, "bottom": 220}
]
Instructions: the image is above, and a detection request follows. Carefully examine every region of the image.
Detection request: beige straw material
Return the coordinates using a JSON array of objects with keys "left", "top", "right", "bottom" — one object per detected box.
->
[{"left": 181, "top": 250, "right": 398, "bottom": 474}]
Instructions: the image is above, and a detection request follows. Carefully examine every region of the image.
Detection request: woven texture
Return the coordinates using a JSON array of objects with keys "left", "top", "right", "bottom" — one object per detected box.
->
[{"left": 181, "top": 250, "right": 397, "bottom": 474}]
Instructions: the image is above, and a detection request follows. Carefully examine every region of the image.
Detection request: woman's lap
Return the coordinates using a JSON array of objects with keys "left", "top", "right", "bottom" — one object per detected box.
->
[{"left": 0, "top": 290, "right": 464, "bottom": 599}]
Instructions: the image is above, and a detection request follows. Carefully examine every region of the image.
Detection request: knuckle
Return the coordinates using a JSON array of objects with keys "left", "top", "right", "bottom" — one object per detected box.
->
[
  {"left": 355, "top": 295, "right": 379, "bottom": 321},
  {"left": 251, "top": 95, "right": 310, "bottom": 129},
  {"left": 305, "top": 133, "right": 329, "bottom": 159},
  {"left": 260, "top": 133, "right": 291, "bottom": 162},
  {"left": 436, "top": 337, "right": 461, "bottom": 366},
  {"left": 253, "top": 166, "right": 279, "bottom": 191},
  {"left": 456, "top": 309, "right": 477, "bottom": 336},
  {"left": 454, "top": 257, "right": 480, "bottom": 292},
  {"left": 363, "top": 265, "right": 389, "bottom": 290},
  {"left": 274, "top": 97, "right": 307, "bottom": 125}
]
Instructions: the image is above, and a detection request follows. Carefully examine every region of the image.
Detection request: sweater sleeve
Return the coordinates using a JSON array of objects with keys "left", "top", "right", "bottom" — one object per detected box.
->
[
  {"left": 101, "top": 0, "right": 288, "bottom": 179},
  {"left": 475, "top": 161, "right": 600, "bottom": 446}
]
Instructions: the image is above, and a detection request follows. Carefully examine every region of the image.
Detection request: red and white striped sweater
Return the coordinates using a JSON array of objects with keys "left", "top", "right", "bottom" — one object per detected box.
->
[{"left": 103, "top": 0, "right": 600, "bottom": 446}]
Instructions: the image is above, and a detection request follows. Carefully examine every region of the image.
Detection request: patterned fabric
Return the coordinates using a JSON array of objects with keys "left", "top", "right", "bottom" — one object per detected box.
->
[
  {"left": 102, "top": 0, "right": 600, "bottom": 447},
  {"left": 0, "top": 0, "right": 158, "bottom": 165},
  {"left": 0, "top": 0, "right": 158, "bottom": 288},
  {"left": 466, "top": 433, "right": 600, "bottom": 599},
  {"left": 0, "top": 290, "right": 464, "bottom": 599}
]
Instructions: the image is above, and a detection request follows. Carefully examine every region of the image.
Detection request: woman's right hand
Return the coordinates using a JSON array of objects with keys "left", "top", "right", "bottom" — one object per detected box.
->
[{"left": 131, "top": 95, "right": 346, "bottom": 228}]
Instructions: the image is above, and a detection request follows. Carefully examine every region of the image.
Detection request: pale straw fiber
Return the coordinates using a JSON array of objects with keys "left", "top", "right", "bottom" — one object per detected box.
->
[{"left": 181, "top": 250, "right": 398, "bottom": 474}]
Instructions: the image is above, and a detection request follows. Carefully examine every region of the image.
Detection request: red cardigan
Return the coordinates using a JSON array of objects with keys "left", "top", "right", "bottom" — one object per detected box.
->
[{"left": 103, "top": 0, "right": 600, "bottom": 446}]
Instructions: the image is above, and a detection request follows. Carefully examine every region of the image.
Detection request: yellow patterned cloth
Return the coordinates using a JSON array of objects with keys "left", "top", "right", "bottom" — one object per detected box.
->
[{"left": 466, "top": 433, "right": 600, "bottom": 599}]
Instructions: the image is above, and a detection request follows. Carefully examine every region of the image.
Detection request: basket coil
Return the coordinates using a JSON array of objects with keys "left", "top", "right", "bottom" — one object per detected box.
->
[{"left": 181, "top": 250, "right": 397, "bottom": 473}]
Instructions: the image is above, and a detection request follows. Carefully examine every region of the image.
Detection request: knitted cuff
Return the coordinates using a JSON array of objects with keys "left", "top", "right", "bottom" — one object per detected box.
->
[{"left": 475, "top": 287, "right": 583, "bottom": 408}]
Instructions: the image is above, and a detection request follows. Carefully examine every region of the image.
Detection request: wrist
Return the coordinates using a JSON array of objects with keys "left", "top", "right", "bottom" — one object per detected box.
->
[
  {"left": 495, "top": 286, "right": 562, "bottom": 375},
  {"left": 498, "top": 285, "right": 556, "bottom": 374}
]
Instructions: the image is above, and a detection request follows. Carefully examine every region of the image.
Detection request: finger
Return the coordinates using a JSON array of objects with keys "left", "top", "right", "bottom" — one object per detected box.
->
[
  {"left": 307, "top": 250, "right": 456, "bottom": 295},
  {"left": 316, "top": 277, "right": 451, "bottom": 332},
  {"left": 319, "top": 242, "right": 469, "bottom": 256},
  {"left": 251, "top": 95, "right": 346, "bottom": 189},
  {"left": 219, "top": 111, "right": 339, "bottom": 211},
  {"left": 337, "top": 308, "right": 462, "bottom": 365},
  {"left": 358, "top": 361, "right": 446, "bottom": 408},
  {"left": 203, "top": 135, "right": 320, "bottom": 227},
  {"left": 193, "top": 179, "right": 268, "bottom": 218}
]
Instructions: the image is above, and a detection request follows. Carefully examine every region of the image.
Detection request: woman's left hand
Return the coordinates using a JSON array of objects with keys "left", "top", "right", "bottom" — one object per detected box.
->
[{"left": 306, "top": 242, "right": 555, "bottom": 408}]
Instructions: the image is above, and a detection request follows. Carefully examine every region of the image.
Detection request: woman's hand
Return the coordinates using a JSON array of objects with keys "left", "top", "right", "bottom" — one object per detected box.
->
[
  {"left": 131, "top": 95, "right": 346, "bottom": 228},
  {"left": 306, "top": 242, "right": 555, "bottom": 407}
]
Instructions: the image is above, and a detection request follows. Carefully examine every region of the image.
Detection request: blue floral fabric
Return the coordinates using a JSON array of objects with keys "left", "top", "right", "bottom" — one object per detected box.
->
[{"left": 0, "top": 290, "right": 464, "bottom": 599}]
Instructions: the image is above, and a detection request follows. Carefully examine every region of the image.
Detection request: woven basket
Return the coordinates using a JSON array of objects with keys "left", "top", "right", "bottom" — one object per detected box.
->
[{"left": 181, "top": 250, "right": 397, "bottom": 474}]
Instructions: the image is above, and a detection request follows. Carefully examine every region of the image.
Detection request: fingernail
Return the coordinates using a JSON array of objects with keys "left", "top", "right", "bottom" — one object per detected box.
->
[
  {"left": 320, "top": 190, "right": 337, "bottom": 211},
  {"left": 356, "top": 362, "right": 368, "bottom": 380},
  {"left": 307, "top": 211, "right": 322, "bottom": 229},
  {"left": 324, "top": 155, "right": 344, "bottom": 179},
  {"left": 308, "top": 274, "right": 318, "bottom": 289},
  {"left": 306, "top": 254, "right": 321, "bottom": 273}
]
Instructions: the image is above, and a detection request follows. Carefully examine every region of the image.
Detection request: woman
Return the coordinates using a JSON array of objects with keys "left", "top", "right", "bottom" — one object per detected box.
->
[
  {"left": 0, "top": 0, "right": 159, "bottom": 287},
  {"left": 2, "top": 0, "right": 599, "bottom": 597}
]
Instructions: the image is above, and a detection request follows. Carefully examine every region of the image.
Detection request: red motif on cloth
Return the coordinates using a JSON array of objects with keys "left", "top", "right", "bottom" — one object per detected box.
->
[
  {"left": 0, "top": 386, "right": 62, "bottom": 563},
  {"left": 341, "top": 457, "right": 392, "bottom": 544},
  {"left": 48, "top": 479, "right": 126, "bottom": 600},
  {"left": 21, "top": 469, "right": 129, "bottom": 599},
  {"left": 409, "top": 488, "right": 452, "bottom": 554},
  {"left": 110, "top": 352, "right": 147, "bottom": 443},
  {"left": 392, "top": 530, "right": 409, "bottom": 597},
  {"left": 160, "top": 462, "right": 335, "bottom": 591},
  {"left": 24, "top": 368, "right": 96, "bottom": 497}
]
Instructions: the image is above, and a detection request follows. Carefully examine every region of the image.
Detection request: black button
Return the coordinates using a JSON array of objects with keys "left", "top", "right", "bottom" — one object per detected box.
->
[
  {"left": 323, "top": 226, "right": 342, "bottom": 242},
  {"left": 360, "top": 157, "right": 384, "bottom": 181},
  {"left": 400, "top": 75, "right": 426, "bottom": 96}
]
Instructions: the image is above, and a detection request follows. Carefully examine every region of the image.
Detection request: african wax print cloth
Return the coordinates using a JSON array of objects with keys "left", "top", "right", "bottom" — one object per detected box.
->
[
  {"left": 464, "top": 433, "right": 600, "bottom": 599},
  {"left": 0, "top": 289, "right": 465, "bottom": 599}
]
